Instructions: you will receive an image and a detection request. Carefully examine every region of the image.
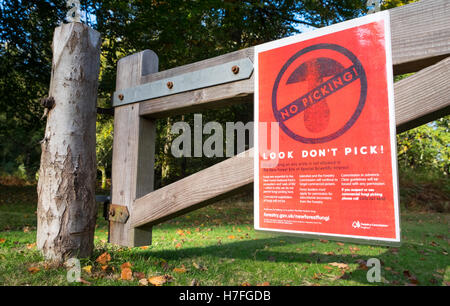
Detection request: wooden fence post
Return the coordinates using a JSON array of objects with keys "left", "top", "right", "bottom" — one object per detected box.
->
[
  {"left": 109, "top": 50, "right": 158, "bottom": 247},
  {"left": 37, "top": 22, "right": 101, "bottom": 262}
]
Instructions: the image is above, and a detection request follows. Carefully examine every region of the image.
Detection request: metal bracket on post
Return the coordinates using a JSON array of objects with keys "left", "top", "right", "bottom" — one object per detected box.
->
[
  {"left": 112, "top": 57, "right": 254, "bottom": 107},
  {"left": 108, "top": 204, "right": 130, "bottom": 223}
]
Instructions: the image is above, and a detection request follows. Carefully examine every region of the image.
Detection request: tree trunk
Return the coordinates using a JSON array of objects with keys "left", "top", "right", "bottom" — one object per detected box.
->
[
  {"left": 37, "top": 22, "right": 101, "bottom": 262},
  {"left": 99, "top": 165, "right": 107, "bottom": 190}
]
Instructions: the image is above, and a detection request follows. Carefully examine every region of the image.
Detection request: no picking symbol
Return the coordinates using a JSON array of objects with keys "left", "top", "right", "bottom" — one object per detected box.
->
[{"left": 272, "top": 43, "right": 367, "bottom": 144}]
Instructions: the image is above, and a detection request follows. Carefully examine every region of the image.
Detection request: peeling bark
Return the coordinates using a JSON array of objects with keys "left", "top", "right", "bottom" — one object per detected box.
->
[{"left": 37, "top": 23, "right": 101, "bottom": 262}]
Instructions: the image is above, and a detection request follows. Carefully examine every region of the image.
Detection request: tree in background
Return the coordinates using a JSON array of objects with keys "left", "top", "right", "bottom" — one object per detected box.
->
[
  {"left": 397, "top": 116, "right": 449, "bottom": 176},
  {"left": 3, "top": 0, "right": 447, "bottom": 191},
  {"left": 0, "top": 1, "right": 66, "bottom": 180}
]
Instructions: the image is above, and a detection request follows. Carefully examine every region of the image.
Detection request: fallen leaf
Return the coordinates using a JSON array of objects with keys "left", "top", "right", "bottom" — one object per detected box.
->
[
  {"left": 228, "top": 235, "right": 236, "bottom": 239},
  {"left": 193, "top": 262, "right": 207, "bottom": 271},
  {"left": 121, "top": 262, "right": 132, "bottom": 270},
  {"left": 324, "top": 265, "right": 333, "bottom": 271},
  {"left": 148, "top": 275, "right": 167, "bottom": 286},
  {"left": 329, "top": 262, "right": 349, "bottom": 270},
  {"left": 139, "top": 278, "right": 149, "bottom": 286},
  {"left": 349, "top": 246, "right": 360, "bottom": 253},
  {"left": 139, "top": 246, "right": 149, "bottom": 250},
  {"left": 121, "top": 267, "right": 133, "bottom": 280},
  {"left": 79, "top": 278, "right": 91, "bottom": 285},
  {"left": 338, "top": 272, "right": 352, "bottom": 280},
  {"left": 267, "top": 256, "right": 276, "bottom": 262},
  {"left": 325, "top": 251, "right": 335, "bottom": 256},
  {"left": 82, "top": 265, "right": 92, "bottom": 274},
  {"left": 176, "top": 229, "right": 185, "bottom": 236},
  {"left": 134, "top": 272, "right": 146, "bottom": 280},
  {"left": 173, "top": 265, "right": 187, "bottom": 273},
  {"left": 26, "top": 243, "right": 36, "bottom": 249},
  {"left": 257, "top": 282, "right": 270, "bottom": 286},
  {"left": 28, "top": 266, "right": 40, "bottom": 274},
  {"left": 337, "top": 242, "right": 345, "bottom": 246},
  {"left": 101, "top": 265, "right": 109, "bottom": 271},
  {"left": 403, "top": 270, "right": 419, "bottom": 285},
  {"left": 0, "top": 238, "right": 6, "bottom": 244},
  {"left": 320, "top": 239, "right": 329, "bottom": 243},
  {"left": 190, "top": 279, "right": 200, "bottom": 286},
  {"left": 241, "top": 282, "right": 251, "bottom": 286},
  {"left": 23, "top": 226, "right": 30, "bottom": 233},
  {"left": 95, "top": 252, "right": 111, "bottom": 265}
]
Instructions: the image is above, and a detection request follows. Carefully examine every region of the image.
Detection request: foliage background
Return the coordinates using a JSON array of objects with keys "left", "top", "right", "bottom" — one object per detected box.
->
[{"left": 0, "top": 0, "right": 447, "bottom": 209}]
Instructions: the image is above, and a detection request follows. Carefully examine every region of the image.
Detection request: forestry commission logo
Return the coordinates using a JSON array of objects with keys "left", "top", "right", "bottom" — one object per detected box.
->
[
  {"left": 352, "top": 220, "right": 361, "bottom": 229},
  {"left": 272, "top": 43, "right": 367, "bottom": 144}
]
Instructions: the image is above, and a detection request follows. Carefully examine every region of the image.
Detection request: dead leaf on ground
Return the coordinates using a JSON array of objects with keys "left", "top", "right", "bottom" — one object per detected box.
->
[
  {"left": 190, "top": 279, "right": 200, "bottom": 286},
  {"left": 28, "top": 266, "right": 40, "bottom": 274},
  {"left": 329, "top": 262, "right": 349, "bottom": 270},
  {"left": 241, "top": 282, "right": 251, "bottom": 286},
  {"left": 257, "top": 282, "right": 270, "bottom": 286},
  {"left": 267, "top": 256, "right": 276, "bottom": 262},
  {"left": 26, "top": 243, "right": 36, "bottom": 249},
  {"left": 175, "top": 242, "right": 182, "bottom": 249},
  {"left": 82, "top": 265, "right": 92, "bottom": 274},
  {"left": 403, "top": 270, "right": 420, "bottom": 285},
  {"left": 0, "top": 238, "right": 6, "bottom": 244},
  {"left": 173, "top": 265, "right": 187, "bottom": 274},
  {"left": 148, "top": 275, "right": 167, "bottom": 286},
  {"left": 338, "top": 272, "right": 352, "bottom": 280},
  {"left": 389, "top": 247, "right": 399, "bottom": 254},
  {"left": 139, "top": 246, "right": 149, "bottom": 250},
  {"left": 95, "top": 252, "right": 111, "bottom": 265},
  {"left": 349, "top": 246, "right": 360, "bottom": 253},
  {"left": 121, "top": 267, "right": 133, "bottom": 280},
  {"left": 79, "top": 278, "right": 91, "bottom": 285},
  {"left": 134, "top": 272, "right": 146, "bottom": 280}
]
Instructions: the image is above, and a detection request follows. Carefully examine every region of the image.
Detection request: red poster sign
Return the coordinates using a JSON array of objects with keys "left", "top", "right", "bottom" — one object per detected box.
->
[{"left": 254, "top": 12, "right": 400, "bottom": 244}]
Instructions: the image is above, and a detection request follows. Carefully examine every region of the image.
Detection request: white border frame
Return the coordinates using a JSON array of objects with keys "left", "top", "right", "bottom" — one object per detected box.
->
[{"left": 253, "top": 11, "right": 401, "bottom": 245}]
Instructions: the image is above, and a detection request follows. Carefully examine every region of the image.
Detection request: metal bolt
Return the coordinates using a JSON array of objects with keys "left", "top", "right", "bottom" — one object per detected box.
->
[
  {"left": 118, "top": 94, "right": 124, "bottom": 101},
  {"left": 231, "top": 65, "right": 240, "bottom": 74},
  {"left": 167, "top": 81, "right": 174, "bottom": 89}
]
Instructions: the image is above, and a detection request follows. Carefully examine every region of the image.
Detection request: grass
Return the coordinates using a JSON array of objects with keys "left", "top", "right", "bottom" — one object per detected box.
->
[{"left": 0, "top": 184, "right": 448, "bottom": 286}]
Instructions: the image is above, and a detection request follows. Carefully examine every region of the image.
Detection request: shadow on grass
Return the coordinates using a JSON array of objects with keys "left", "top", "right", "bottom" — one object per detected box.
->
[{"left": 124, "top": 235, "right": 441, "bottom": 285}]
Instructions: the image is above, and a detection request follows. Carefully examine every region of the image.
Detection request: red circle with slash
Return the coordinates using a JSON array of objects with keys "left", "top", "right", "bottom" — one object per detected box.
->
[{"left": 272, "top": 43, "right": 367, "bottom": 144}]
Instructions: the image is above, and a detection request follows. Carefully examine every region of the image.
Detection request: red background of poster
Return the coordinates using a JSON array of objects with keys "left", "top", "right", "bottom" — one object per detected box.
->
[{"left": 257, "top": 20, "right": 398, "bottom": 240}]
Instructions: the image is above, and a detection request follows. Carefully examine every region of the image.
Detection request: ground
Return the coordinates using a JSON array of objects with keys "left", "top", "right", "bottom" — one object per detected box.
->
[{"left": 0, "top": 184, "right": 448, "bottom": 286}]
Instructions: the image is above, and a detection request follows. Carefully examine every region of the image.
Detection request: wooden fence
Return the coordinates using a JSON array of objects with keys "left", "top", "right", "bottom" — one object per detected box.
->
[{"left": 108, "top": 0, "right": 450, "bottom": 247}]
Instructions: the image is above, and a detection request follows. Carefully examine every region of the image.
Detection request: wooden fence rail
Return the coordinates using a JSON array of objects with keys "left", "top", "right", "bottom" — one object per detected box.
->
[{"left": 109, "top": 0, "right": 450, "bottom": 247}]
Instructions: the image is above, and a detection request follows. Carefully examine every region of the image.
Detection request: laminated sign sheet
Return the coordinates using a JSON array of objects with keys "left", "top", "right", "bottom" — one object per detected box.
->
[{"left": 254, "top": 12, "right": 400, "bottom": 244}]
